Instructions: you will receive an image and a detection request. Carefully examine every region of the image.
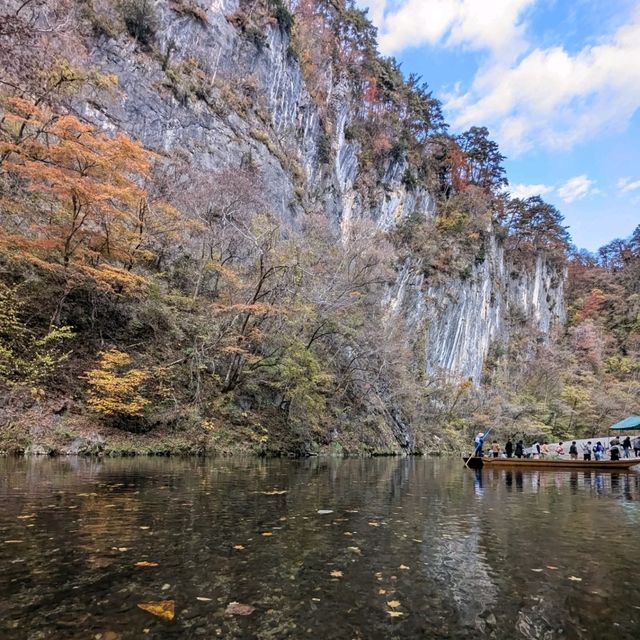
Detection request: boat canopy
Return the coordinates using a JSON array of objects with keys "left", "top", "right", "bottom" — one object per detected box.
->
[{"left": 609, "top": 416, "right": 640, "bottom": 430}]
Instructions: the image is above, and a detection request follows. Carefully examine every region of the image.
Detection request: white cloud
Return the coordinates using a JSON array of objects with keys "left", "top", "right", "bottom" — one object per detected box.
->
[
  {"left": 362, "top": 0, "right": 387, "bottom": 26},
  {"left": 508, "top": 183, "right": 553, "bottom": 199},
  {"left": 557, "top": 175, "right": 596, "bottom": 203},
  {"left": 447, "top": 8, "right": 640, "bottom": 154},
  {"left": 618, "top": 177, "right": 640, "bottom": 193},
  {"left": 360, "top": 0, "right": 536, "bottom": 58},
  {"left": 360, "top": 2, "right": 640, "bottom": 155},
  {"left": 508, "top": 177, "right": 601, "bottom": 203}
]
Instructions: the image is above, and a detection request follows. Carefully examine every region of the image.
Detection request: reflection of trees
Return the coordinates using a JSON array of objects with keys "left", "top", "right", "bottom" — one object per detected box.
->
[
  {"left": 1, "top": 458, "right": 640, "bottom": 638},
  {"left": 464, "top": 468, "right": 640, "bottom": 638}
]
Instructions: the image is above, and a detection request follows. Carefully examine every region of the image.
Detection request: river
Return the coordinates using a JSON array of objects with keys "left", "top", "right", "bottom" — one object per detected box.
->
[{"left": 1, "top": 457, "right": 639, "bottom": 639}]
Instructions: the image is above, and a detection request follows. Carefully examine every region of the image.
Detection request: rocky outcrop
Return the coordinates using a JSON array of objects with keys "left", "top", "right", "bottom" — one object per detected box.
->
[{"left": 79, "top": 0, "right": 564, "bottom": 387}]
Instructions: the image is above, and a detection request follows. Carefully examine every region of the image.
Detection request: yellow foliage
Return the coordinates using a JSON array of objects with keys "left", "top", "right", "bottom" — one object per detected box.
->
[
  {"left": 85, "top": 350, "right": 149, "bottom": 418},
  {"left": 0, "top": 284, "right": 73, "bottom": 386},
  {"left": 137, "top": 600, "right": 175, "bottom": 621}
]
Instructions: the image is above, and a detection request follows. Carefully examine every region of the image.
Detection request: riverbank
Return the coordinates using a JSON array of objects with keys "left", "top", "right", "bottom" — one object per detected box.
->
[{"left": 0, "top": 393, "right": 454, "bottom": 458}]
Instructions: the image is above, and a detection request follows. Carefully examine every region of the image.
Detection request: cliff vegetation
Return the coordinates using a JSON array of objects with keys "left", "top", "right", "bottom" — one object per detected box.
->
[{"left": 0, "top": 0, "right": 635, "bottom": 456}]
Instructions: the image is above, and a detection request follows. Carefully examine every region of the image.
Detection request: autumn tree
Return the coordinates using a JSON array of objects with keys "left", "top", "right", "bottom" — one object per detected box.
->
[
  {"left": 0, "top": 283, "right": 73, "bottom": 389},
  {"left": 0, "top": 97, "right": 174, "bottom": 322},
  {"left": 85, "top": 350, "right": 150, "bottom": 426}
]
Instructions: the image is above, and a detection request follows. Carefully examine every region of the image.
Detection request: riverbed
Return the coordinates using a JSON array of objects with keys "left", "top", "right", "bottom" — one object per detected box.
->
[{"left": 1, "top": 457, "right": 639, "bottom": 639}]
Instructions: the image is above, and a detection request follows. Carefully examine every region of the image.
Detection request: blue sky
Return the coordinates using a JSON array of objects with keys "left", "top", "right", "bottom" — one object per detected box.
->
[{"left": 357, "top": 0, "right": 640, "bottom": 251}]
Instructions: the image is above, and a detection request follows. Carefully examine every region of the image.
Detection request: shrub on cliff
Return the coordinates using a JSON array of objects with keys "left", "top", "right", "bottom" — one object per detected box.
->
[{"left": 120, "top": 0, "right": 158, "bottom": 48}]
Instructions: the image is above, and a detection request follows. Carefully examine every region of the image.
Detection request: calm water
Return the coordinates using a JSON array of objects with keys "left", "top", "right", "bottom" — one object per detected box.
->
[{"left": 1, "top": 457, "right": 640, "bottom": 639}]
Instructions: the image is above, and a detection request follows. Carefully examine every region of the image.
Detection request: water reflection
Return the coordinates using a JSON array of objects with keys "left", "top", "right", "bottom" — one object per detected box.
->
[{"left": 0, "top": 457, "right": 639, "bottom": 639}]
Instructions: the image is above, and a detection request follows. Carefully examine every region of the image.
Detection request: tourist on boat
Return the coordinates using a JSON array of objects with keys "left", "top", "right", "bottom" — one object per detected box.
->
[
  {"left": 515, "top": 440, "right": 524, "bottom": 458},
  {"left": 634, "top": 436, "right": 640, "bottom": 457},
  {"left": 582, "top": 441, "right": 592, "bottom": 461},
  {"left": 569, "top": 441, "right": 578, "bottom": 460},
  {"left": 622, "top": 436, "right": 632, "bottom": 458},
  {"left": 610, "top": 440, "right": 621, "bottom": 461},
  {"left": 505, "top": 439, "right": 513, "bottom": 458},
  {"left": 530, "top": 441, "right": 541, "bottom": 459},
  {"left": 541, "top": 442, "right": 550, "bottom": 458},
  {"left": 556, "top": 442, "right": 565, "bottom": 456},
  {"left": 593, "top": 441, "right": 605, "bottom": 461},
  {"left": 491, "top": 440, "right": 501, "bottom": 458}
]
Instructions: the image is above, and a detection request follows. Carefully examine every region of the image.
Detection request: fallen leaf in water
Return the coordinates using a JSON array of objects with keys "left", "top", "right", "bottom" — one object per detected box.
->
[
  {"left": 546, "top": 566, "right": 559, "bottom": 571},
  {"left": 196, "top": 597, "right": 212, "bottom": 602},
  {"left": 139, "top": 526, "right": 150, "bottom": 530},
  {"left": 330, "top": 570, "right": 343, "bottom": 578},
  {"left": 162, "top": 584, "right": 170, "bottom": 590},
  {"left": 261, "top": 490, "right": 287, "bottom": 495},
  {"left": 113, "top": 547, "right": 129, "bottom": 552},
  {"left": 17, "top": 515, "right": 35, "bottom": 520},
  {"left": 233, "top": 545, "right": 245, "bottom": 550},
  {"left": 568, "top": 576, "right": 583, "bottom": 582},
  {"left": 531, "top": 569, "right": 543, "bottom": 573},
  {"left": 261, "top": 532, "right": 273, "bottom": 537},
  {"left": 387, "top": 611, "right": 404, "bottom": 618},
  {"left": 4, "top": 540, "right": 23, "bottom": 544},
  {"left": 137, "top": 600, "right": 175, "bottom": 621},
  {"left": 312, "top": 598, "right": 321, "bottom": 602},
  {"left": 135, "top": 561, "right": 159, "bottom": 567},
  {"left": 387, "top": 600, "right": 401, "bottom": 609},
  {"left": 343, "top": 532, "right": 353, "bottom": 537},
  {"left": 399, "top": 565, "right": 410, "bottom": 570},
  {"left": 317, "top": 510, "right": 333, "bottom": 515},
  {"left": 225, "top": 602, "right": 255, "bottom": 616},
  {"left": 347, "top": 547, "right": 361, "bottom": 554},
  {"left": 412, "top": 539, "right": 422, "bottom": 543},
  {"left": 378, "top": 589, "right": 386, "bottom": 595},
  {"left": 368, "top": 522, "right": 380, "bottom": 527}
]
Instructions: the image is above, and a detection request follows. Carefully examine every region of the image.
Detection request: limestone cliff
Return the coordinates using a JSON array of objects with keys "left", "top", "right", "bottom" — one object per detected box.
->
[
  {"left": 76, "top": 0, "right": 563, "bottom": 387},
  {"left": 0, "top": 0, "right": 569, "bottom": 454}
]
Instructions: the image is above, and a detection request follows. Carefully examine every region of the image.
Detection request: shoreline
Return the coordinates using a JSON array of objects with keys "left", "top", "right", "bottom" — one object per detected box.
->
[{"left": 0, "top": 416, "right": 434, "bottom": 459}]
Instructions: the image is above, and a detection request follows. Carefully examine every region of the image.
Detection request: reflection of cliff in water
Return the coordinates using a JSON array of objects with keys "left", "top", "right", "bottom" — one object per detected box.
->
[{"left": 420, "top": 512, "right": 498, "bottom": 629}]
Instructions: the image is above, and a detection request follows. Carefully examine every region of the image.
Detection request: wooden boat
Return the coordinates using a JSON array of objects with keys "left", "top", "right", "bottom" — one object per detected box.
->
[{"left": 464, "top": 456, "right": 640, "bottom": 471}]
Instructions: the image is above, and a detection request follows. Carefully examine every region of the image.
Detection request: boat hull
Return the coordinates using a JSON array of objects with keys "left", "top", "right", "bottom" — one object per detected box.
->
[{"left": 464, "top": 456, "right": 640, "bottom": 471}]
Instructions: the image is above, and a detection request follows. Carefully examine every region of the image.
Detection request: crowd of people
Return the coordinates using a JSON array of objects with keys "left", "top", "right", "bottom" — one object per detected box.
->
[{"left": 474, "top": 433, "right": 640, "bottom": 460}]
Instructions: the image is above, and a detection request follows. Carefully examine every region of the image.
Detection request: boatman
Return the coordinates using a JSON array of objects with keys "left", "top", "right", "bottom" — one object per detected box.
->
[{"left": 474, "top": 432, "right": 485, "bottom": 457}]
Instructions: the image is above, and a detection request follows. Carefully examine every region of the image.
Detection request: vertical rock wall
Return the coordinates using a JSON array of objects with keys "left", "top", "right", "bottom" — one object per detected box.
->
[{"left": 79, "top": 0, "right": 565, "bottom": 385}]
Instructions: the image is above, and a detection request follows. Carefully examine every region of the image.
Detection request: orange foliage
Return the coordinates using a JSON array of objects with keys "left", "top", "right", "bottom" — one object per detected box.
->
[
  {"left": 0, "top": 96, "right": 170, "bottom": 294},
  {"left": 445, "top": 142, "right": 470, "bottom": 192},
  {"left": 291, "top": 0, "right": 334, "bottom": 105},
  {"left": 577, "top": 288, "right": 605, "bottom": 322},
  {"left": 363, "top": 77, "right": 378, "bottom": 106}
]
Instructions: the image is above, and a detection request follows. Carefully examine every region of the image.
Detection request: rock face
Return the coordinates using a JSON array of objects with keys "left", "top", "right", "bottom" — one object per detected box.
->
[
  {"left": 79, "top": 0, "right": 564, "bottom": 385},
  {"left": 388, "top": 239, "right": 565, "bottom": 383}
]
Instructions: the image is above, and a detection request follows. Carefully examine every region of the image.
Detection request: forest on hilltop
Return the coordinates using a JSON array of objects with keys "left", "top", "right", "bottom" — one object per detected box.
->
[{"left": 0, "top": 0, "right": 638, "bottom": 455}]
